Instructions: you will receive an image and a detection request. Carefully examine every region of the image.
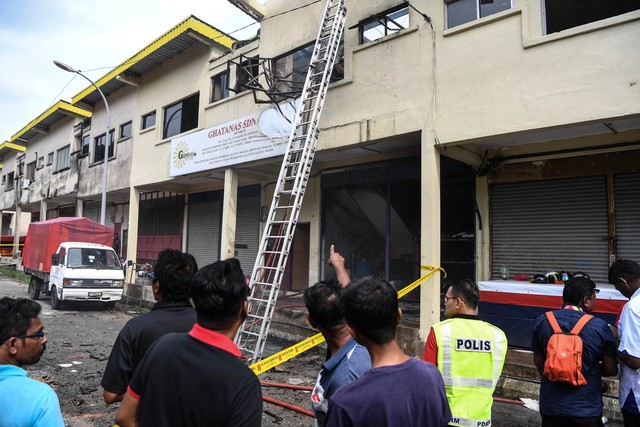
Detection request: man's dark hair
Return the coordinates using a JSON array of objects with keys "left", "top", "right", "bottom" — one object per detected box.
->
[
  {"left": 563, "top": 276, "right": 598, "bottom": 305},
  {"left": 608, "top": 259, "right": 640, "bottom": 286},
  {"left": 0, "top": 297, "right": 42, "bottom": 343},
  {"left": 444, "top": 279, "right": 480, "bottom": 310},
  {"left": 303, "top": 280, "right": 344, "bottom": 330},
  {"left": 153, "top": 249, "right": 198, "bottom": 303},
  {"left": 191, "top": 258, "right": 247, "bottom": 330},
  {"left": 341, "top": 277, "right": 398, "bottom": 344}
]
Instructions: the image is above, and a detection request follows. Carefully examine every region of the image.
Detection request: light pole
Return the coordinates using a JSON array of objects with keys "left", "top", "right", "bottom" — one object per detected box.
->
[{"left": 53, "top": 60, "right": 110, "bottom": 225}]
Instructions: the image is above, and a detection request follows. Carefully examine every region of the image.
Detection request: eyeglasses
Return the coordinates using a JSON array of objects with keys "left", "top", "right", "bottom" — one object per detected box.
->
[
  {"left": 442, "top": 295, "right": 465, "bottom": 304},
  {"left": 15, "top": 331, "right": 46, "bottom": 341}
]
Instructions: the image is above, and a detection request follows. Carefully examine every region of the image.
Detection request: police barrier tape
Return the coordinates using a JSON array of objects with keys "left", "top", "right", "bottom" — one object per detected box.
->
[{"left": 249, "top": 265, "right": 446, "bottom": 375}]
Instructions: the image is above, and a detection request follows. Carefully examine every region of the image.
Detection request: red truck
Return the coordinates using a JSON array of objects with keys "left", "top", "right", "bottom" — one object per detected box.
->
[{"left": 22, "top": 217, "right": 125, "bottom": 309}]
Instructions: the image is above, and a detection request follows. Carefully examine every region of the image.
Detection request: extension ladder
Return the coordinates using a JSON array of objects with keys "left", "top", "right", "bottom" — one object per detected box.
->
[{"left": 235, "top": 0, "right": 346, "bottom": 363}]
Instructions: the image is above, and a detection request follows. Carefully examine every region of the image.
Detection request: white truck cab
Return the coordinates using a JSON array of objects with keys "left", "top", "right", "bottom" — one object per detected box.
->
[{"left": 47, "top": 242, "right": 125, "bottom": 309}]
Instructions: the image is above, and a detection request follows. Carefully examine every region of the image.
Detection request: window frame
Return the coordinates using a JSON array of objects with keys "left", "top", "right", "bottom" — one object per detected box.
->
[
  {"left": 5, "top": 172, "right": 14, "bottom": 190},
  {"left": 358, "top": 4, "right": 410, "bottom": 44},
  {"left": 162, "top": 92, "right": 200, "bottom": 139},
  {"left": 56, "top": 145, "right": 70, "bottom": 172},
  {"left": 234, "top": 57, "right": 260, "bottom": 94},
  {"left": 211, "top": 71, "right": 230, "bottom": 103},
  {"left": 119, "top": 121, "right": 132, "bottom": 140},
  {"left": 47, "top": 152, "right": 54, "bottom": 166},
  {"left": 93, "top": 130, "right": 115, "bottom": 164},
  {"left": 141, "top": 111, "right": 157, "bottom": 130},
  {"left": 25, "top": 161, "right": 36, "bottom": 182},
  {"left": 445, "top": 0, "right": 512, "bottom": 29}
]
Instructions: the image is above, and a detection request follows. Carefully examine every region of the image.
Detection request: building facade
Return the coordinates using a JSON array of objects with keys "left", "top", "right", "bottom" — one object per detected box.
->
[{"left": 1, "top": 1, "right": 638, "bottom": 346}]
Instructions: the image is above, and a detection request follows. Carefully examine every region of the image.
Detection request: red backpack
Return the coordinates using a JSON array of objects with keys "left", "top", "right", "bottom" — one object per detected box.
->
[{"left": 543, "top": 311, "right": 593, "bottom": 386}]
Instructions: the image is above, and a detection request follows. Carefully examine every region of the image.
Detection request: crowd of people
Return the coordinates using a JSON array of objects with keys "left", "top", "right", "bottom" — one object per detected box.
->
[{"left": 0, "top": 246, "right": 638, "bottom": 427}]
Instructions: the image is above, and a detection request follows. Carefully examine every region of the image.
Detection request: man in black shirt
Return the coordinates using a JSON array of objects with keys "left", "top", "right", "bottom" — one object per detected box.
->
[
  {"left": 101, "top": 248, "right": 198, "bottom": 404},
  {"left": 116, "top": 258, "right": 262, "bottom": 427}
]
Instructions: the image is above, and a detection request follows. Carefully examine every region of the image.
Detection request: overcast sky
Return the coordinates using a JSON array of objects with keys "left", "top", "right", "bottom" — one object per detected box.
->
[{"left": 0, "top": 0, "right": 260, "bottom": 143}]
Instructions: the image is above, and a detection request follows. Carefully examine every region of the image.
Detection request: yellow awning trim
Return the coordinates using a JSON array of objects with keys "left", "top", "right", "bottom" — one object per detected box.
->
[
  {"left": 10, "top": 101, "right": 91, "bottom": 143},
  {"left": 71, "top": 15, "right": 235, "bottom": 105}
]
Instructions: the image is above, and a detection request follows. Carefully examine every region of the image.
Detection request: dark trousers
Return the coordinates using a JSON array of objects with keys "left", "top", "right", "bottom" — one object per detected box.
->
[
  {"left": 541, "top": 414, "right": 603, "bottom": 427},
  {"left": 622, "top": 409, "right": 640, "bottom": 427}
]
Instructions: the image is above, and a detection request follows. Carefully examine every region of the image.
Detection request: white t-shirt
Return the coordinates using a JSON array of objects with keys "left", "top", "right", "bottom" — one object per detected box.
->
[{"left": 618, "top": 287, "right": 640, "bottom": 414}]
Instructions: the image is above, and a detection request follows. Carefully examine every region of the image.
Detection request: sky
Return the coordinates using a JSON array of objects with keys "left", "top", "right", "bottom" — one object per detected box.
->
[{"left": 0, "top": 0, "right": 261, "bottom": 143}]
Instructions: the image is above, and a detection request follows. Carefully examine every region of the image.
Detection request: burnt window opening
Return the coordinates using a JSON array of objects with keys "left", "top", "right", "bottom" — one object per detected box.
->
[{"left": 544, "top": 0, "right": 640, "bottom": 34}]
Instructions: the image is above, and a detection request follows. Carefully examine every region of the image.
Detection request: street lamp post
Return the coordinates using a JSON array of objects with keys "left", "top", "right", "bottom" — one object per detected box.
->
[{"left": 53, "top": 60, "right": 110, "bottom": 225}]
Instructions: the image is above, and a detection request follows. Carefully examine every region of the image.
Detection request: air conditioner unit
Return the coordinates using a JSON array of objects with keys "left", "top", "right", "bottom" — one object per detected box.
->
[{"left": 22, "top": 180, "right": 30, "bottom": 190}]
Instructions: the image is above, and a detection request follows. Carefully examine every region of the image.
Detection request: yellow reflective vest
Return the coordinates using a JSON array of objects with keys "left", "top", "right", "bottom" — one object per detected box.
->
[{"left": 432, "top": 317, "right": 507, "bottom": 427}]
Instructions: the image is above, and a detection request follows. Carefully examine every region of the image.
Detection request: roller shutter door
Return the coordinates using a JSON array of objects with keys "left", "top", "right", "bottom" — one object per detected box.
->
[
  {"left": 187, "top": 194, "right": 221, "bottom": 268},
  {"left": 235, "top": 194, "right": 260, "bottom": 273},
  {"left": 615, "top": 173, "right": 640, "bottom": 262},
  {"left": 491, "top": 176, "right": 609, "bottom": 283}
]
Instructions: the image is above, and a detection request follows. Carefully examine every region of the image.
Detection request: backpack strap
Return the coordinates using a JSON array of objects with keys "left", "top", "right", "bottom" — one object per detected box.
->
[
  {"left": 545, "top": 311, "right": 562, "bottom": 333},
  {"left": 570, "top": 314, "right": 593, "bottom": 335}
]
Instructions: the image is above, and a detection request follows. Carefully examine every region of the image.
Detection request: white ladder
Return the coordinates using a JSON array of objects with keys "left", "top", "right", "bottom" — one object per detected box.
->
[{"left": 235, "top": 0, "right": 346, "bottom": 363}]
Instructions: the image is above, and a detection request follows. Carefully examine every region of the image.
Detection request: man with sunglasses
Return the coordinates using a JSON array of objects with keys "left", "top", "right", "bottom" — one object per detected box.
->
[
  {"left": 422, "top": 279, "right": 507, "bottom": 427},
  {"left": 0, "top": 297, "right": 64, "bottom": 426},
  {"left": 531, "top": 276, "right": 617, "bottom": 427}
]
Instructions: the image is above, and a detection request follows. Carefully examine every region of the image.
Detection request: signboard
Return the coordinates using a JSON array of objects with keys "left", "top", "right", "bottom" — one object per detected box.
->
[{"left": 169, "top": 101, "right": 297, "bottom": 176}]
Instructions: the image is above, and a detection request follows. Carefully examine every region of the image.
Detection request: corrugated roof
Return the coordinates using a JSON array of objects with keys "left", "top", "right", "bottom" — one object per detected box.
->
[
  {"left": 72, "top": 15, "right": 236, "bottom": 106},
  {"left": 10, "top": 101, "right": 91, "bottom": 144},
  {"left": 0, "top": 141, "right": 27, "bottom": 156}
]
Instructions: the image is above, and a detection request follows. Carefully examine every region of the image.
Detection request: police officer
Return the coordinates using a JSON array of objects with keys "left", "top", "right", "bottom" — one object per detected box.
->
[{"left": 422, "top": 279, "right": 507, "bottom": 427}]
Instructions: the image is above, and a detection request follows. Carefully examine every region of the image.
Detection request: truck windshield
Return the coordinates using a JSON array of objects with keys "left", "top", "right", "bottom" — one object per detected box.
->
[{"left": 67, "top": 248, "right": 122, "bottom": 269}]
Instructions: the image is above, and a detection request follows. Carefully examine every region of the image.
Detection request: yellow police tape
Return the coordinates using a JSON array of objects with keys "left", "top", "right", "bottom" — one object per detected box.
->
[{"left": 249, "top": 265, "right": 446, "bottom": 375}]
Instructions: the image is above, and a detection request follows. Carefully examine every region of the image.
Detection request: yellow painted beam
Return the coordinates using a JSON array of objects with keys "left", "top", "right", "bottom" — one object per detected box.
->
[
  {"left": 0, "top": 141, "right": 26, "bottom": 153},
  {"left": 71, "top": 16, "right": 236, "bottom": 104},
  {"left": 10, "top": 100, "right": 91, "bottom": 142}
]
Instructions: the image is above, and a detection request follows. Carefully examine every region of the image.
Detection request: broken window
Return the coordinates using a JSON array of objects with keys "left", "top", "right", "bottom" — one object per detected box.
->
[
  {"left": 211, "top": 71, "right": 230, "bottom": 103},
  {"left": 273, "top": 43, "right": 314, "bottom": 98},
  {"left": 163, "top": 93, "right": 199, "bottom": 139},
  {"left": 359, "top": 5, "right": 409, "bottom": 44},
  {"left": 5, "top": 172, "right": 14, "bottom": 190},
  {"left": 445, "top": 0, "right": 511, "bottom": 29},
  {"left": 93, "top": 130, "right": 115, "bottom": 164},
  {"left": 544, "top": 0, "right": 640, "bottom": 34},
  {"left": 235, "top": 57, "right": 260, "bottom": 93},
  {"left": 81, "top": 135, "right": 90, "bottom": 156}
]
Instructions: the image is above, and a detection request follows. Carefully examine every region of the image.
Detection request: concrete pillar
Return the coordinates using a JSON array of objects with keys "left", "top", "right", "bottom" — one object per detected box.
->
[
  {"left": 221, "top": 168, "right": 238, "bottom": 260},
  {"left": 475, "top": 176, "right": 491, "bottom": 282},
  {"left": 126, "top": 187, "right": 140, "bottom": 284},
  {"left": 419, "top": 135, "right": 441, "bottom": 340},
  {"left": 182, "top": 194, "right": 189, "bottom": 253},
  {"left": 13, "top": 206, "right": 21, "bottom": 258},
  {"left": 39, "top": 200, "right": 48, "bottom": 221},
  {"left": 74, "top": 199, "right": 82, "bottom": 218}
]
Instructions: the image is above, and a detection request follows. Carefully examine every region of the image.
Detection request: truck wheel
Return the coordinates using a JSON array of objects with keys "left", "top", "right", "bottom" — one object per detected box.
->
[
  {"left": 29, "top": 277, "right": 41, "bottom": 300},
  {"left": 50, "top": 287, "right": 62, "bottom": 310}
]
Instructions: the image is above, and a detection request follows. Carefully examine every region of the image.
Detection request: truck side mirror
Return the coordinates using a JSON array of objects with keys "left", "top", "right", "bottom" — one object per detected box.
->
[{"left": 51, "top": 254, "right": 59, "bottom": 266}]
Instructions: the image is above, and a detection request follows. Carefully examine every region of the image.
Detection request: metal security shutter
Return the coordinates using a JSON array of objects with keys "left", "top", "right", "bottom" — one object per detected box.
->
[
  {"left": 491, "top": 176, "right": 609, "bottom": 283},
  {"left": 187, "top": 193, "right": 221, "bottom": 269},
  {"left": 615, "top": 172, "right": 640, "bottom": 262},
  {"left": 235, "top": 193, "right": 260, "bottom": 273}
]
